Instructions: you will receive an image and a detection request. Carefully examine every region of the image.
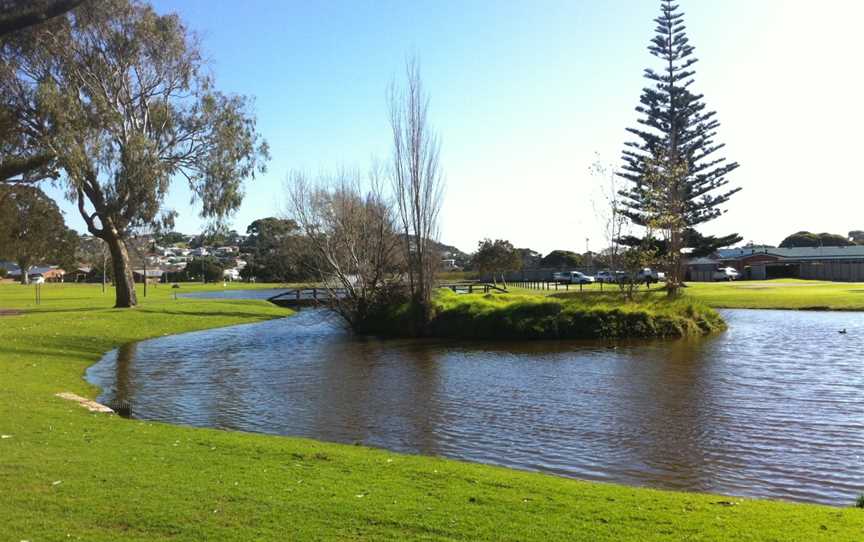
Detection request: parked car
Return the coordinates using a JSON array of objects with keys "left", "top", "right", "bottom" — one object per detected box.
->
[
  {"left": 552, "top": 271, "right": 595, "bottom": 284},
  {"left": 635, "top": 268, "right": 666, "bottom": 284},
  {"left": 713, "top": 267, "right": 740, "bottom": 281},
  {"left": 596, "top": 270, "right": 616, "bottom": 283}
]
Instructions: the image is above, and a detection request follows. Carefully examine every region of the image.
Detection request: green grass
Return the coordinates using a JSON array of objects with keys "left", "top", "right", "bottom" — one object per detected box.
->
[
  {"left": 510, "top": 279, "right": 864, "bottom": 311},
  {"left": 683, "top": 279, "right": 864, "bottom": 310},
  {"left": 1, "top": 282, "right": 863, "bottom": 540},
  {"left": 427, "top": 289, "right": 724, "bottom": 339}
]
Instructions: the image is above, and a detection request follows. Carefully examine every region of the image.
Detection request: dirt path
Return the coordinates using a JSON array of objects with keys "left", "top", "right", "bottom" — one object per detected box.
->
[{"left": 0, "top": 309, "right": 21, "bottom": 317}]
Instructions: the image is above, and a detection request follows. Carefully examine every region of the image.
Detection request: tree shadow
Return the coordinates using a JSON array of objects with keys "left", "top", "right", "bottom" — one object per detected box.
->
[{"left": 136, "top": 308, "right": 287, "bottom": 320}]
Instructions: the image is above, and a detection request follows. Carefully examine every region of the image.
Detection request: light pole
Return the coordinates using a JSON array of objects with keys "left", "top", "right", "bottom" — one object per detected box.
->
[{"left": 101, "top": 251, "right": 106, "bottom": 294}]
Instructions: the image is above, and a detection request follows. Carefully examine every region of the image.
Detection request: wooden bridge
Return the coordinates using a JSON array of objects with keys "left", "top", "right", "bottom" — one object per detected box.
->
[
  {"left": 267, "top": 282, "right": 509, "bottom": 308},
  {"left": 267, "top": 288, "right": 349, "bottom": 307},
  {"left": 437, "top": 282, "right": 508, "bottom": 294}
]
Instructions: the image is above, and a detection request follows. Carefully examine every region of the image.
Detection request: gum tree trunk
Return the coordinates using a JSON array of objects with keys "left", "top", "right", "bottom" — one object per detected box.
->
[
  {"left": 16, "top": 258, "right": 30, "bottom": 285},
  {"left": 105, "top": 233, "right": 138, "bottom": 308}
]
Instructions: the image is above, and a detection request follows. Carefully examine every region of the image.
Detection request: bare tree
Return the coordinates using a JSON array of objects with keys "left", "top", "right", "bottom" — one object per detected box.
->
[
  {"left": 389, "top": 57, "right": 444, "bottom": 329},
  {"left": 590, "top": 157, "right": 629, "bottom": 277},
  {"left": 286, "top": 168, "right": 403, "bottom": 332}
]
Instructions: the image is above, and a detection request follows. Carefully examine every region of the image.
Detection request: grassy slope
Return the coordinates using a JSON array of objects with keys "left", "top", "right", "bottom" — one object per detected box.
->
[
  {"left": 1, "top": 283, "right": 862, "bottom": 541},
  {"left": 510, "top": 279, "right": 864, "bottom": 310}
]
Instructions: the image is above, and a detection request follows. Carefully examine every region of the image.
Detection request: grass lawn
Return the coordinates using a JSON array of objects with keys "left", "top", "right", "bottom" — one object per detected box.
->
[
  {"left": 1, "top": 282, "right": 863, "bottom": 540},
  {"left": 683, "top": 279, "right": 864, "bottom": 310},
  {"left": 510, "top": 279, "right": 864, "bottom": 311}
]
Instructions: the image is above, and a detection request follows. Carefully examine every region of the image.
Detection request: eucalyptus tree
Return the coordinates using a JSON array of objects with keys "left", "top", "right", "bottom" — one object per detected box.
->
[
  {"left": 1, "top": 0, "right": 268, "bottom": 306},
  {"left": 0, "top": 184, "right": 75, "bottom": 284},
  {"left": 0, "top": 0, "right": 84, "bottom": 37},
  {"left": 619, "top": 0, "right": 740, "bottom": 295},
  {"left": 473, "top": 238, "right": 521, "bottom": 285},
  {"left": 0, "top": 0, "right": 87, "bottom": 184}
]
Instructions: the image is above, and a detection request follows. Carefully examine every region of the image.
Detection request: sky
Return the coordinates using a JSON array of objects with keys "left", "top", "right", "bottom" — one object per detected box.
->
[{"left": 49, "top": 0, "right": 864, "bottom": 255}]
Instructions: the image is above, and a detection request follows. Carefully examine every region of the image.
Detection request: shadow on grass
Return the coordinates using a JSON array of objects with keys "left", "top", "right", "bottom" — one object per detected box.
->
[
  {"left": 22, "top": 307, "right": 114, "bottom": 315},
  {"left": 136, "top": 308, "right": 288, "bottom": 320},
  {"left": 0, "top": 343, "right": 104, "bottom": 362}
]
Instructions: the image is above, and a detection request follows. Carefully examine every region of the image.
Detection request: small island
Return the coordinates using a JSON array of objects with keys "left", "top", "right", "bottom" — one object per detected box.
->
[{"left": 367, "top": 289, "right": 725, "bottom": 340}]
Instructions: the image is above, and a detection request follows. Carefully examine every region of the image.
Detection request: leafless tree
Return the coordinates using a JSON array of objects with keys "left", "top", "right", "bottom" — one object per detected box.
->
[
  {"left": 286, "top": 168, "right": 403, "bottom": 331},
  {"left": 389, "top": 56, "right": 444, "bottom": 328},
  {"left": 591, "top": 157, "right": 629, "bottom": 277}
]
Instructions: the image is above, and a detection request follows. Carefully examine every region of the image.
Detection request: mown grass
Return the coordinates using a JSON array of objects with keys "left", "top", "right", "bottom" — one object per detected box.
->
[
  {"left": 683, "top": 279, "right": 864, "bottom": 310},
  {"left": 1, "top": 282, "right": 863, "bottom": 540},
  {"left": 428, "top": 289, "right": 724, "bottom": 340},
  {"left": 510, "top": 279, "right": 864, "bottom": 311}
]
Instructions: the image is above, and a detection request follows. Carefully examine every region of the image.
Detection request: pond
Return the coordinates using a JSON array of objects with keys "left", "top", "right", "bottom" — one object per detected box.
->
[
  {"left": 86, "top": 304, "right": 864, "bottom": 506},
  {"left": 177, "top": 288, "right": 288, "bottom": 300}
]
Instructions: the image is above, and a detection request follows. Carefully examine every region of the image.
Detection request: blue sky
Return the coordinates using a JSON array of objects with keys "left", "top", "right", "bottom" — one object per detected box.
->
[{"left": 51, "top": 1, "right": 864, "bottom": 254}]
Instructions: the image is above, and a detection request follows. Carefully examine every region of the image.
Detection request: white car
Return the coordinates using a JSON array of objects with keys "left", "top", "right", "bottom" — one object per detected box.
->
[
  {"left": 552, "top": 271, "right": 595, "bottom": 284},
  {"left": 596, "top": 270, "right": 616, "bottom": 283},
  {"left": 713, "top": 267, "right": 740, "bottom": 281},
  {"left": 635, "top": 268, "right": 666, "bottom": 284}
]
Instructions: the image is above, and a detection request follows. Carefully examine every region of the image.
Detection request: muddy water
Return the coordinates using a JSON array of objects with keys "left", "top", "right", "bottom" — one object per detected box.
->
[{"left": 87, "top": 307, "right": 864, "bottom": 505}]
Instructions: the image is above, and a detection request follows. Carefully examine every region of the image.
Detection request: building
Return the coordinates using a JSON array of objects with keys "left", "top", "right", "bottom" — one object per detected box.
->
[
  {"left": 687, "top": 246, "right": 864, "bottom": 282},
  {"left": 132, "top": 269, "right": 165, "bottom": 283},
  {"left": 0, "top": 262, "right": 66, "bottom": 282}
]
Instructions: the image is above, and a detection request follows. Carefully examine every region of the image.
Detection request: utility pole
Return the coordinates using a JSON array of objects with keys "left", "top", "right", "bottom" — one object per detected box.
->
[
  {"left": 143, "top": 246, "right": 148, "bottom": 298},
  {"left": 102, "top": 251, "right": 106, "bottom": 294}
]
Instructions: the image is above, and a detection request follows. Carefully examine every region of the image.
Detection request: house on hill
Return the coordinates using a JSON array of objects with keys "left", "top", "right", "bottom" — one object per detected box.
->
[{"left": 1, "top": 262, "right": 66, "bottom": 282}]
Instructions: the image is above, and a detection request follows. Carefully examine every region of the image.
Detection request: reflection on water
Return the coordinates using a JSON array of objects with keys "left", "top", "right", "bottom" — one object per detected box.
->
[{"left": 86, "top": 308, "right": 864, "bottom": 505}]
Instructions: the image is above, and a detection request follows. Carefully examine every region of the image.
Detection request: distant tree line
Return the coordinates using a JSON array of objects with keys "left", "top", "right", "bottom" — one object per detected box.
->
[{"left": 779, "top": 231, "right": 859, "bottom": 248}]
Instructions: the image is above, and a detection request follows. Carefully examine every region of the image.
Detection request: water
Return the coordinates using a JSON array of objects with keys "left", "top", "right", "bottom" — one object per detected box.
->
[
  {"left": 177, "top": 288, "right": 289, "bottom": 300},
  {"left": 86, "top": 306, "right": 864, "bottom": 506}
]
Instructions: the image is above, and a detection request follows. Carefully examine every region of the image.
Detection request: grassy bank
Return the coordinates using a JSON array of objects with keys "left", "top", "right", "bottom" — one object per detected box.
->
[
  {"left": 510, "top": 279, "right": 864, "bottom": 311},
  {"left": 424, "top": 289, "right": 725, "bottom": 340},
  {"left": 1, "top": 283, "right": 862, "bottom": 540}
]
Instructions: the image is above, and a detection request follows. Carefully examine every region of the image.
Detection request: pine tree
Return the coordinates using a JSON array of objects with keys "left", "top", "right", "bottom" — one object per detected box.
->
[{"left": 619, "top": 1, "right": 740, "bottom": 294}]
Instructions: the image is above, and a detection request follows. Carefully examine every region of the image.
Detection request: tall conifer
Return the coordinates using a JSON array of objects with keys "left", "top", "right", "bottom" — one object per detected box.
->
[{"left": 619, "top": 1, "right": 740, "bottom": 293}]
